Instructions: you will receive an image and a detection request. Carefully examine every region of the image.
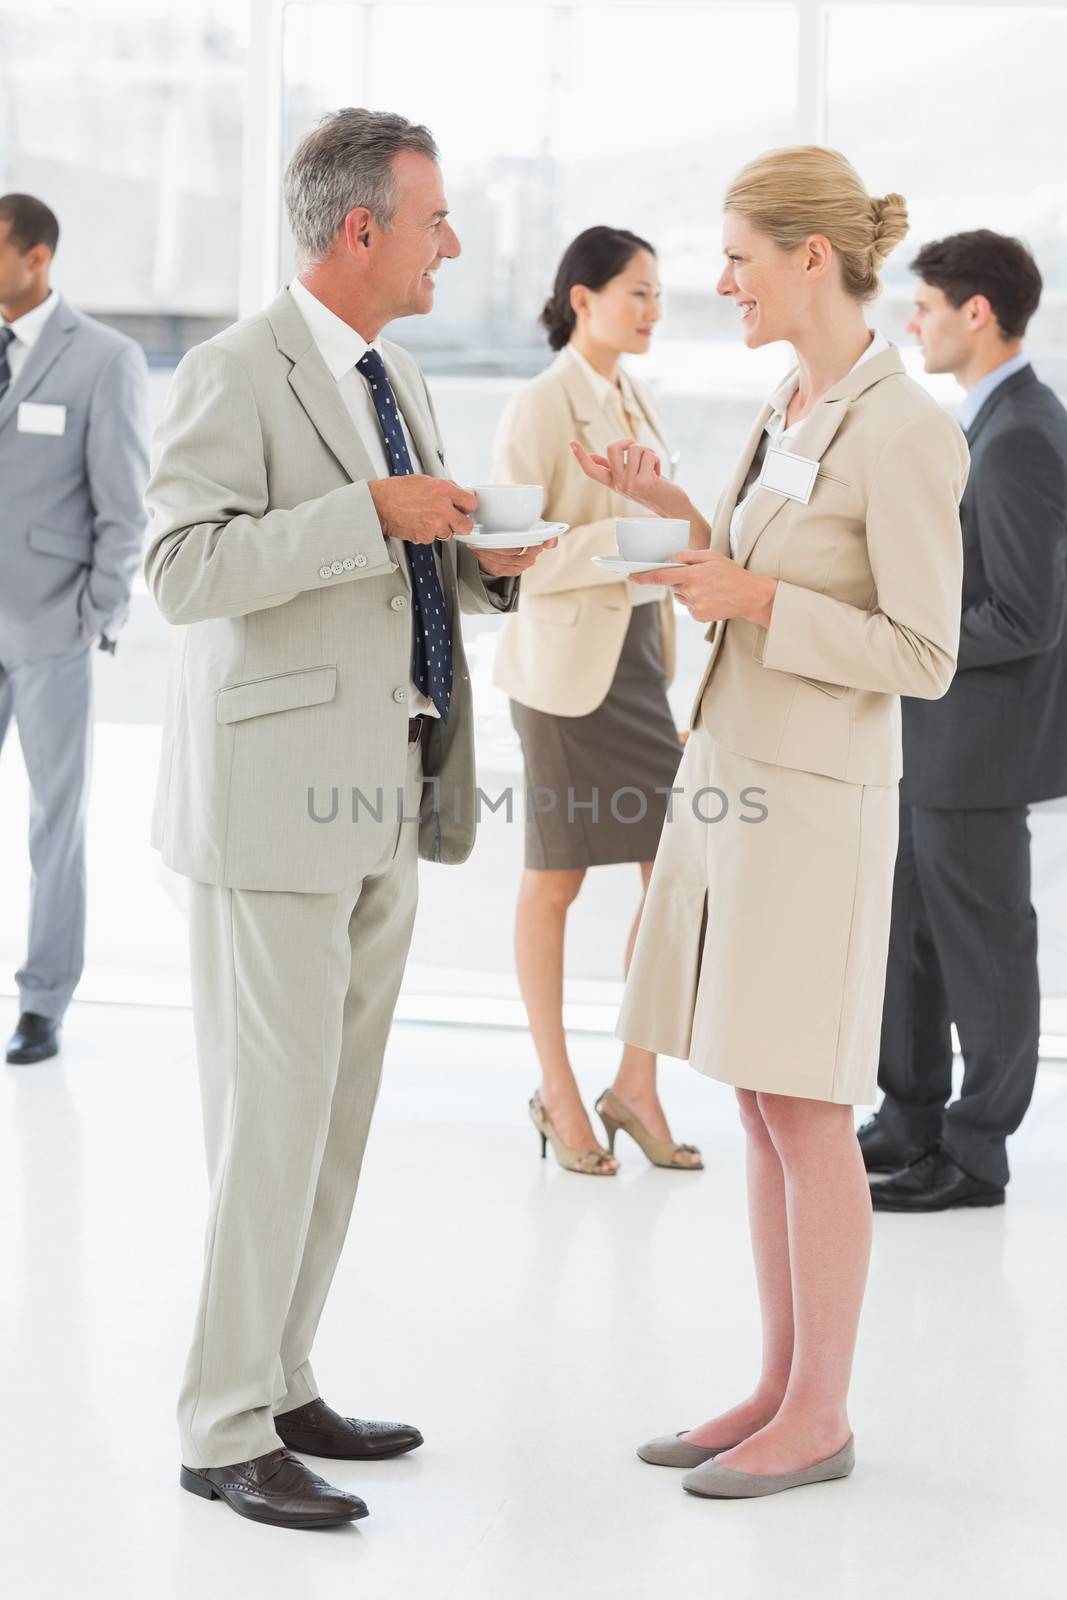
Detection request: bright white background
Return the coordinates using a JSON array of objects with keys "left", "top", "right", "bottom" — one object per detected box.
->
[{"left": 2, "top": 0, "right": 1067, "bottom": 1021}]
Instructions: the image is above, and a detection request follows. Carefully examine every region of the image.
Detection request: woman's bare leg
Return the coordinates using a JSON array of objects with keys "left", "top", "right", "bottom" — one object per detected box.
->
[
  {"left": 685, "top": 1089, "right": 794, "bottom": 1447},
  {"left": 609, "top": 862, "right": 686, "bottom": 1151},
  {"left": 515, "top": 865, "right": 613, "bottom": 1158},
  {"left": 710, "top": 1092, "right": 870, "bottom": 1473}
]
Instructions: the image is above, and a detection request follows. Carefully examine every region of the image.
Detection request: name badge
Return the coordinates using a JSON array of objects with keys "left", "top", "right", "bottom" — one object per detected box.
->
[
  {"left": 759, "top": 446, "right": 819, "bottom": 505},
  {"left": 18, "top": 401, "right": 67, "bottom": 436}
]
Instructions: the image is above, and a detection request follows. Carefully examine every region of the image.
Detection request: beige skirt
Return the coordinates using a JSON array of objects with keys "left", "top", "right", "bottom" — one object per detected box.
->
[{"left": 616, "top": 724, "right": 899, "bottom": 1105}]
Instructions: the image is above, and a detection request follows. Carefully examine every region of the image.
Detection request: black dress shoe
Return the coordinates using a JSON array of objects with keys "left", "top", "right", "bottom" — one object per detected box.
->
[
  {"left": 180, "top": 1447, "right": 368, "bottom": 1528},
  {"left": 275, "top": 1397, "right": 424, "bottom": 1460},
  {"left": 870, "top": 1148, "right": 1005, "bottom": 1212},
  {"left": 857, "top": 1113, "right": 932, "bottom": 1174},
  {"left": 5, "top": 1012, "right": 60, "bottom": 1065}
]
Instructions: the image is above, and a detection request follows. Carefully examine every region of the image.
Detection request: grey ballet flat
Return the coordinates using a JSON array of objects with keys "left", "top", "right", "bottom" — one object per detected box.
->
[
  {"left": 637, "top": 1432, "right": 735, "bottom": 1469},
  {"left": 682, "top": 1435, "right": 855, "bottom": 1498}
]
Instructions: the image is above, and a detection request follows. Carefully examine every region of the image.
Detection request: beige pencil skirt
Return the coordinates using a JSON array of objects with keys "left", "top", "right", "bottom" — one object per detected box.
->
[{"left": 616, "top": 723, "right": 899, "bottom": 1105}]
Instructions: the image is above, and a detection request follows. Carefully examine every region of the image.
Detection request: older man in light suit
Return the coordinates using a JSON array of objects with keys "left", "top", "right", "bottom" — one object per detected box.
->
[
  {"left": 145, "top": 109, "right": 552, "bottom": 1531},
  {"left": 0, "top": 193, "right": 148, "bottom": 1066}
]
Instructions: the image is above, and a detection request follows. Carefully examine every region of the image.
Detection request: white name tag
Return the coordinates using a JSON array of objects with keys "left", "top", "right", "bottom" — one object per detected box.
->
[
  {"left": 759, "top": 446, "right": 819, "bottom": 505},
  {"left": 18, "top": 401, "right": 67, "bottom": 436}
]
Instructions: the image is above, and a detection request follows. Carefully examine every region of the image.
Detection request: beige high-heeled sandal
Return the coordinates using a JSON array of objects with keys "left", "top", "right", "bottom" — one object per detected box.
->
[
  {"left": 595, "top": 1088, "right": 703, "bottom": 1170},
  {"left": 529, "top": 1091, "right": 619, "bottom": 1176}
]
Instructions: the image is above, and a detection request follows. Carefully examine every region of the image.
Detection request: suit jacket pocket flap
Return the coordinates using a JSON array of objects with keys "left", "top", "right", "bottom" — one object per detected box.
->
[
  {"left": 798, "top": 675, "right": 846, "bottom": 699},
  {"left": 216, "top": 665, "right": 339, "bottom": 725},
  {"left": 29, "top": 524, "right": 91, "bottom": 562}
]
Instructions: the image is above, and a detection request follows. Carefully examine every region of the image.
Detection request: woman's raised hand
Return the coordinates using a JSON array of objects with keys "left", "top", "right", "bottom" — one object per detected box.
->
[{"left": 570, "top": 437, "right": 677, "bottom": 516}]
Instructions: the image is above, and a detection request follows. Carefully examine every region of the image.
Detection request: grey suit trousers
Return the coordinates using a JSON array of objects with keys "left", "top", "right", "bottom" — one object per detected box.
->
[
  {"left": 0, "top": 642, "right": 93, "bottom": 1019},
  {"left": 178, "top": 739, "right": 422, "bottom": 1468},
  {"left": 877, "top": 799, "right": 1041, "bottom": 1186}
]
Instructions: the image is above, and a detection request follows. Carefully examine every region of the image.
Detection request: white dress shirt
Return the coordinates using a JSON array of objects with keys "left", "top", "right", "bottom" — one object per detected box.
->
[
  {"left": 730, "top": 330, "right": 891, "bottom": 559},
  {"left": 1, "top": 288, "right": 59, "bottom": 383},
  {"left": 289, "top": 277, "right": 439, "bottom": 718},
  {"left": 568, "top": 345, "right": 666, "bottom": 605}
]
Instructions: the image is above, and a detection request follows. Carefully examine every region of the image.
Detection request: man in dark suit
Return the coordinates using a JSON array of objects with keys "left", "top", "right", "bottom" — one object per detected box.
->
[{"left": 862, "top": 230, "right": 1067, "bottom": 1210}]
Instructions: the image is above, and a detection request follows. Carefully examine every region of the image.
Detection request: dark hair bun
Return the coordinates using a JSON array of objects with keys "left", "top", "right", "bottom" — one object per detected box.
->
[{"left": 540, "top": 292, "right": 574, "bottom": 352}]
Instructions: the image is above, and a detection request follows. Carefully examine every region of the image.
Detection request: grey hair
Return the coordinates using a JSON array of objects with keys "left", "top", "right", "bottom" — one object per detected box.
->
[{"left": 283, "top": 107, "right": 439, "bottom": 267}]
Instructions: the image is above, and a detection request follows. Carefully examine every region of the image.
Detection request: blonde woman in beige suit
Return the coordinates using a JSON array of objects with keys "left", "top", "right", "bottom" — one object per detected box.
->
[
  {"left": 492, "top": 227, "right": 700, "bottom": 1176},
  {"left": 575, "top": 149, "right": 968, "bottom": 1497}
]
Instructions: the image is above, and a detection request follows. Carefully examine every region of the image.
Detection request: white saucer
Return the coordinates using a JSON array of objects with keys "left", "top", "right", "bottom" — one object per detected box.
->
[
  {"left": 592, "top": 555, "right": 686, "bottom": 576},
  {"left": 455, "top": 520, "right": 569, "bottom": 551}
]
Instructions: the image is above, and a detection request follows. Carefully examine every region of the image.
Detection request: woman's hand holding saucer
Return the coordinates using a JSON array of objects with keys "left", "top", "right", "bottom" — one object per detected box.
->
[{"left": 632, "top": 548, "right": 778, "bottom": 628}]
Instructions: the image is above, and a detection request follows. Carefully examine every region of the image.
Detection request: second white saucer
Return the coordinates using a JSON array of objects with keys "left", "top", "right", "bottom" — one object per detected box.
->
[
  {"left": 455, "top": 520, "right": 569, "bottom": 550},
  {"left": 591, "top": 555, "right": 686, "bottom": 576}
]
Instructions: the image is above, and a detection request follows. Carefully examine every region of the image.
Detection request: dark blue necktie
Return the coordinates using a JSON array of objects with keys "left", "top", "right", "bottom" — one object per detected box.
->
[
  {"left": 0, "top": 325, "right": 15, "bottom": 403},
  {"left": 356, "top": 347, "right": 452, "bottom": 720}
]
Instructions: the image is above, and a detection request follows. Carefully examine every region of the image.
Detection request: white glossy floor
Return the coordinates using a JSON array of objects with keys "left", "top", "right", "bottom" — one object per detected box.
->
[{"left": 1, "top": 999, "right": 1064, "bottom": 1600}]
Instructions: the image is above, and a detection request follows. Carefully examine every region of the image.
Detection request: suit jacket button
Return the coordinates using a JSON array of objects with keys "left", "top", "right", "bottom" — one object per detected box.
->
[
  {"left": 354, "top": 554, "right": 368, "bottom": 568},
  {"left": 393, "top": 687, "right": 408, "bottom": 704},
  {"left": 342, "top": 557, "right": 356, "bottom": 571},
  {"left": 318, "top": 565, "right": 332, "bottom": 579},
  {"left": 390, "top": 595, "right": 408, "bottom": 611},
  {"left": 330, "top": 560, "right": 344, "bottom": 575}
]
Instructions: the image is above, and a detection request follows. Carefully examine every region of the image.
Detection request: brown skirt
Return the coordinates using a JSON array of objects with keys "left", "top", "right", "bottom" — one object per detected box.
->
[{"left": 510, "top": 604, "right": 682, "bottom": 870}]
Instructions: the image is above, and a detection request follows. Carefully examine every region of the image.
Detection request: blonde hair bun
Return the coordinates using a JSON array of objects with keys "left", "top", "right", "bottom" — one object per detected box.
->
[
  {"left": 725, "top": 146, "right": 909, "bottom": 302},
  {"left": 869, "top": 193, "right": 910, "bottom": 267}
]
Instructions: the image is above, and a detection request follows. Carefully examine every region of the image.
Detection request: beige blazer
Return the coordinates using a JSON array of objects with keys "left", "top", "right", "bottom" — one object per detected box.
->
[
  {"left": 144, "top": 288, "right": 515, "bottom": 893},
  {"left": 491, "top": 346, "right": 676, "bottom": 716},
  {"left": 693, "top": 345, "right": 969, "bottom": 784}
]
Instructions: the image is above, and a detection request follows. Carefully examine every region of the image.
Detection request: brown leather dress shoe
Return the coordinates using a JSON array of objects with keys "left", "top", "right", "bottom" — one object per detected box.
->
[
  {"left": 180, "top": 1447, "right": 368, "bottom": 1528},
  {"left": 275, "top": 1397, "right": 424, "bottom": 1460}
]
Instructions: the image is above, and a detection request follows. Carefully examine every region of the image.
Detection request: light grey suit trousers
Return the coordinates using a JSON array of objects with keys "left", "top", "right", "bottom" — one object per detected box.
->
[
  {"left": 178, "top": 739, "right": 423, "bottom": 1468},
  {"left": 0, "top": 644, "right": 93, "bottom": 1017}
]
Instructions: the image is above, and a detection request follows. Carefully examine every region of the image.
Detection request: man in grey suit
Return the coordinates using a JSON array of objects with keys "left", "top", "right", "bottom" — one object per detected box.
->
[
  {"left": 145, "top": 110, "right": 555, "bottom": 1529},
  {"left": 862, "top": 231, "right": 1067, "bottom": 1210},
  {"left": 0, "top": 193, "right": 148, "bottom": 1065}
]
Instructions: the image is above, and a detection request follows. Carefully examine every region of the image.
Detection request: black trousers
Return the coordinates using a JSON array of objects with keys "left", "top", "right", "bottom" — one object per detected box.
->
[{"left": 877, "top": 800, "right": 1041, "bottom": 1187}]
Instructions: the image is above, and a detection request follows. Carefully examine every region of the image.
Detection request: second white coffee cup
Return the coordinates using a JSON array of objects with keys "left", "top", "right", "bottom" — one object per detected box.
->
[{"left": 615, "top": 517, "right": 690, "bottom": 564}]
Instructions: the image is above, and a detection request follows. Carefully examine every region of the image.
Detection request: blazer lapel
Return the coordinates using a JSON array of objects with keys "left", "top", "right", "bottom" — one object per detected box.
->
[
  {"left": 711, "top": 404, "right": 773, "bottom": 556},
  {"left": 964, "top": 364, "right": 1036, "bottom": 450},
  {"left": 0, "top": 295, "right": 78, "bottom": 438},
  {"left": 268, "top": 289, "right": 380, "bottom": 489},
  {"left": 733, "top": 394, "right": 853, "bottom": 568},
  {"left": 732, "top": 344, "right": 905, "bottom": 569}
]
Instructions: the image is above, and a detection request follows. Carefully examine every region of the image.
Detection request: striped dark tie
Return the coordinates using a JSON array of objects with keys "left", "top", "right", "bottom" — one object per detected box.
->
[{"left": 0, "top": 325, "right": 15, "bottom": 403}]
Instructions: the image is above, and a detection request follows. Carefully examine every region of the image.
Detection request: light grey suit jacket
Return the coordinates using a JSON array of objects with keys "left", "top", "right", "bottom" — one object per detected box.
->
[
  {"left": 0, "top": 295, "right": 149, "bottom": 662},
  {"left": 144, "top": 287, "right": 516, "bottom": 893}
]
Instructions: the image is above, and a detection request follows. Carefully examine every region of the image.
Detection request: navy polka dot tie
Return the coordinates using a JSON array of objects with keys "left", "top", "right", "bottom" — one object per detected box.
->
[{"left": 357, "top": 348, "right": 452, "bottom": 721}]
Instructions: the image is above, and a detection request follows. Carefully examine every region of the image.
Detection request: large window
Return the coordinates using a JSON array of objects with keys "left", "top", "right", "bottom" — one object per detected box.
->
[
  {"left": 825, "top": 2, "right": 1067, "bottom": 391},
  {"left": 281, "top": 2, "right": 798, "bottom": 378},
  {"left": 3, "top": 0, "right": 1067, "bottom": 1018},
  {"left": 0, "top": 0, "right": 247, "bottom": 357}
]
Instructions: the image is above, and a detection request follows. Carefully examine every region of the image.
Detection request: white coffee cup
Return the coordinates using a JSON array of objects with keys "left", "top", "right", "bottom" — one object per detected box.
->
[
  {"left": 615, "top": 517, "right": 690, "bottom": 564},
  {"left": 473, "top": 484, "right": 543, "bottom": 533}
]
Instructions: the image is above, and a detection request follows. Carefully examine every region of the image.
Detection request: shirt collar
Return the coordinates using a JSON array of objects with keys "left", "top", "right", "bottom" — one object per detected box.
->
[
  {"left": 289, "top": 278, "right": 383, "bottom": 379},
  {"left": 566, "top": 342, "right": 634, "bottom": 413},
  {"left": 768, "top": 328, "right": 892, "bottom": 423},
  {"left": 3, "top": 288, "right": 58, "bottom": 350},
  {"left": 956, "top": 351, "right": 1030, "bottom": 431}
]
